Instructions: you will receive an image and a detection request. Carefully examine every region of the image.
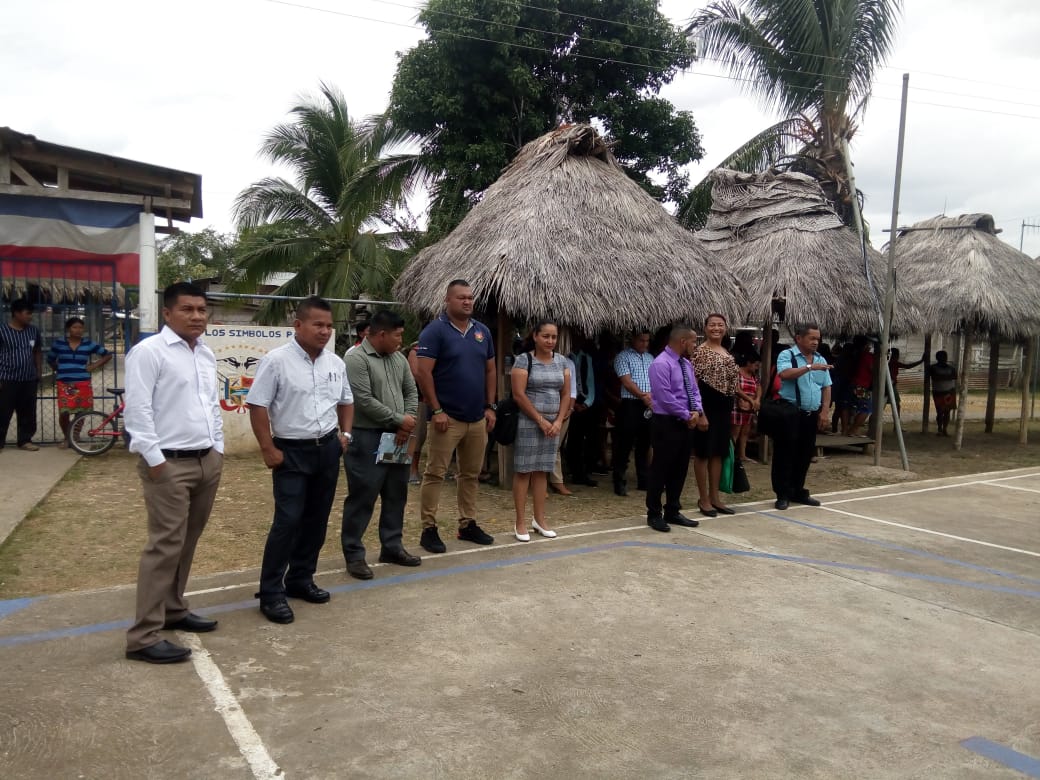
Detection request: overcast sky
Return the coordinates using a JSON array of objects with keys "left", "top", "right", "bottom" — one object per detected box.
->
[{"left": 4, "top": 0, "right": 1040, "bottom": 256}]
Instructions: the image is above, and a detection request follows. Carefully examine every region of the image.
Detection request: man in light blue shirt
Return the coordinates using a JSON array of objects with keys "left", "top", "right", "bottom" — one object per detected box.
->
[{"left": 772, "top": 323, "right": 833, "bottom": 511}]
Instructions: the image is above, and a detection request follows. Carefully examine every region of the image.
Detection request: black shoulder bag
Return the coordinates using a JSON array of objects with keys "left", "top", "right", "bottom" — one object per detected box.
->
[
  {"left": 757, "top": 349, "right": 801, "bottom": 440},
  {"left": 492, "top": 353, "right": 533, "bottom": 446}
]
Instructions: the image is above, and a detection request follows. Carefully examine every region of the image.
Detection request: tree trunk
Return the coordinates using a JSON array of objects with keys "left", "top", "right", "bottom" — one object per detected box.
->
[
  {"left": 954, "top": 329, "right": 972, "bottom": 450},
  {"left": 759, "top": 315, "right": 773, "bottom": 465},
  {"left": 985, "top": 332, "right": 1000, "bottom": 433},
  {"left": 1020, "top": 338, "right": 1033, "bottom": 444}
]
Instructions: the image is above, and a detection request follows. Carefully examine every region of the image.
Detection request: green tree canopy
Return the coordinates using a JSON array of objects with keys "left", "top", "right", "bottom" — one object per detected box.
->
[
  {"left": 231, "top": 83, "right": 429, "bottom": 323},
  {"left": 389, "top": 0, "right": 703, "bottom": 235},
  {"left": 157, "top": 227, "right": 236, "bottom": 288},
  {"left": 680, "top": 0, "right": 901, "bottom": 228}
]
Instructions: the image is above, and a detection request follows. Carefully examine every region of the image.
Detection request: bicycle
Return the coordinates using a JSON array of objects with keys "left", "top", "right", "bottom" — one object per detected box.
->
[{"left": 68, "top": 388, "right": 128, "bottom": 456}]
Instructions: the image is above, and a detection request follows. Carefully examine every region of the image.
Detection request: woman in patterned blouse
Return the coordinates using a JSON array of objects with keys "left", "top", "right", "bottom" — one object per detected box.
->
[{"left": 691, "top": 314, "right": 757, "bottom": 516}]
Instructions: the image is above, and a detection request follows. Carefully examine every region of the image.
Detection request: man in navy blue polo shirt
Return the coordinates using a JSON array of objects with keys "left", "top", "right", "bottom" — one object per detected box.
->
[{"left": 414, "top": 280, "right": 497, "bottom": 552}]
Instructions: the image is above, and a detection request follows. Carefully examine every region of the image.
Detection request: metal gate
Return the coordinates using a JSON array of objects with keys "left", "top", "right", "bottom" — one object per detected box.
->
[{"left": 1, "top": 259, "right": 131, "bottom": 445}]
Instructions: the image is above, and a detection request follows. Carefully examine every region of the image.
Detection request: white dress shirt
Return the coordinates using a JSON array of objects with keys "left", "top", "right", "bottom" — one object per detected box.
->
[
  {"left": 124, "top": 326, "right": 225, "bottom": 467},
  {"left": 246, "top": 337, "right": 354, "bottom": 439},
  {"left": 564, "top": 356, "right": 577, "bottom": 400}
]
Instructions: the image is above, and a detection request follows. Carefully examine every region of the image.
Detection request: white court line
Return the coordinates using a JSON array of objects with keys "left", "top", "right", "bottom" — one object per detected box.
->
[
  {"left": 818, "top": 506, "right": 1040, "bottom": 558},
  {"left": 180, "top": 632, "right": 285, "bottom": 780},
  {"left": 185, "top": 520, "right": 638, "bottom": 598},
  {"left": 826, "top": 471, "right": 1040, "bottom": 505},
  {"left": 980, "top": 481, "right": 1040, "bottom": 495}
]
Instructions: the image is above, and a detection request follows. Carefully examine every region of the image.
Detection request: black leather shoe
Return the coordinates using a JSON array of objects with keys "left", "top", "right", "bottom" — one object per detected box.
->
[
  {"left": 126, "top": 639, "right": 192, "bottom": 664},
  {"left": 259, "top": 598, "right": 294, "bottom": 624},
  {"left": 164, "top": 612, "right": 218, "bottom": 632},
  {"left": 774, "top": 498, "right": 790, "bottom": 511},
  {"left": 712, "top": 504, "right": 736, "bottom": 516},
  {"left": 420, "top": 527, "right": 447, "bottom": 554},
  {"left": 591, "top": 465, "right": 609, "bottom": 475},
  {"left": 647, "top": 516, "right": 671, "bottom": 532},
  {"left": 614, "top": 482, "right": 628, "bottom": 497},
  {"left": 379, "top": 548, "right": 422, "bottom": 567},
  {"left": 793, "top": 495, "right": 822, "bottom": 507},
  {"left": 346, "top": 560, "right": 374, "bottom": 580},
  {"left": 576, "top": 477, "right": 598, "bottom": 487},
  {"left": 286, "top": 581, "right": 331, "bottom": 602},
  {"left": 666, "top": 513, "right": 700, "bottom": 528},
  {"left": 697, "top": 504, "right": 718, "bottom": 518}
]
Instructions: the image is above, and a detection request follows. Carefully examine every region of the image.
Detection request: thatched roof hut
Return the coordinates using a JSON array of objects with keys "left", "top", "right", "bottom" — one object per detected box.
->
[
  {"left": 393, "top": 124, "right": 745, "bottom": 333},
  {"left": 894, "top": 214, "right": 1040, "bottom": 337},
  {"left": 696, "top": 169, "right": 918, "bottom": 333}
]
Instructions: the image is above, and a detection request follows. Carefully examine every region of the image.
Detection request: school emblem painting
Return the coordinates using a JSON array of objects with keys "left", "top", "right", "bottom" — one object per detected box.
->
[{"left": 213, "top": 346, "right": 263, "bottom": 412}]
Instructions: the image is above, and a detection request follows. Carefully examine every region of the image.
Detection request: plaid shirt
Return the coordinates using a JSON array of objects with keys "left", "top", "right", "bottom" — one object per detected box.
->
[{"left": 613, "top": 347, "right": 653, "bottom": 398}]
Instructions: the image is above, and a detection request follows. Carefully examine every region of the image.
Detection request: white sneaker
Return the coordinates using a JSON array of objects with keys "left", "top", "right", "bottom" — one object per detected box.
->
[{"left": 531, "top": 519, "right": 557, "bottom": 538}]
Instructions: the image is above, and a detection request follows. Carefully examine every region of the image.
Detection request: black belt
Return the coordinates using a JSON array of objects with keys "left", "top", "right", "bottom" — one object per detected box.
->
[
  {"left": 273, "top": 429, "right": 338, "bottom": 447},
  {"left": 161, "top": 448, "right": 212, "bottom": 459},
  {"left": 652, "top": 413, "right": 689, "bottom": 424},
  {"left": 353, "top": 426, "right": 396, "bottom": 434}
]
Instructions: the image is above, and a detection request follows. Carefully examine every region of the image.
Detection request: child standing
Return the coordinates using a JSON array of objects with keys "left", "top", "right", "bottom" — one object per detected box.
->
[{"left": 731, "top": 350, "right": 762, "bottom": 462}]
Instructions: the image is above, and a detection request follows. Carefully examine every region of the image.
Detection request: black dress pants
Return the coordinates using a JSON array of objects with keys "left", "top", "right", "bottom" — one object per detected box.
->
[
  {"left": 0, "top": 380, "right": 38, "bottom": 446},
  {"left": 259, "top": 434, "right": 341, "bottom": 597},
  {"left": 770, "top": 410, "right": 819, "bottom": 500},
  {"left": 341, "top": 428, "right": 409, "bottom": 562},
  {"left": 565, "top": 405, "right": 599, "bottom": 480},
  {"left": 646, "top": 414, "right": 693, "bottom": 519},
  {"left": 613, "top": 398, "right": 651, "bottom": 486}
]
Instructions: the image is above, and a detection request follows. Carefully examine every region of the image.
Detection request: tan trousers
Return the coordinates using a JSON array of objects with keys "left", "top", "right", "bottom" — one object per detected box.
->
[
  {"left": 420, "top": 416, "right": 487, "bottom": 528},
  {"left": 551, "top": 416, "right": 571, "bottom": 484},
  {"left": 126, "top": 450, "right": 223, "bottom": 651}
]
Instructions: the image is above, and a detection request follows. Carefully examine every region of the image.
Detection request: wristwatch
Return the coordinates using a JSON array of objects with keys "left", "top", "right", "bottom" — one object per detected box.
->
[
  {"left": 485, "top": 403, "right": 498, "bottom": 411},
  {"left": 340, "top": 431, "right": 353, "bottom": 441}
]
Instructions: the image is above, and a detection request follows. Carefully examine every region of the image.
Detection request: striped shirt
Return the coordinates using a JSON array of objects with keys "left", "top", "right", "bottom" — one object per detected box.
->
[
  {"left": 0, "top": 323, "right": 41, "bottom": 381},
  {"left": 613, "top": 347, "right": 653, "bottom": 398},
  {"left": 46, "top": 338, "right": 110, "bottom": 382}
]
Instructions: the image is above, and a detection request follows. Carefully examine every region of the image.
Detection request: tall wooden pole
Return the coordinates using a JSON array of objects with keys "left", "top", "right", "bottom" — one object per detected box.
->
[
  {"left": 954, "top": 329, "right": 972, "bottom": 450},
  {"left": 984, "top": 330, "right": 1000, "bottom": 433},
  {"left": 1020, "top": 337, "right": 1033, "bottom": 444},
  {"left": 759, "top": 313, "right": 773, "bottom": 465},
  {"left": 921, "top": 334, "right": 932, "bottom": 433}
]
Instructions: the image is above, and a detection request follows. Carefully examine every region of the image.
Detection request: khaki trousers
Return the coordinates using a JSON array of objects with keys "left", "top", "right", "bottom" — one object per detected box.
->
[
  {"left": 420, "top": 416, "right": 487, "bottom": 528},
  {"left": 551, "top": 416, "right": 571, "bottom": 484},
  {"left": 126, "top": 450, "right": 223, "bottom": 651}
]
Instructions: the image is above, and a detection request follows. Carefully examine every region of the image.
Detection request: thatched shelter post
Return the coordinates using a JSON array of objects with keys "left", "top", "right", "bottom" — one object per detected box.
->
[
  {"left": 954, "top": 330, "right": 973, "bottom": 450},
  {"left": 1020, "top": 338, "right": 1033, "bottom": 444},
  {"left": 921, "top": 335, "right": 932, "bottom": 433},
  {"left": 759, "top": 313, "right": 774, "bottom": 465},
  {"left": 496, "top": 308, "right": 514, "bottom": 486},
  {"left": 985, "top": 330, "right": 1000, "bottom": 433}
]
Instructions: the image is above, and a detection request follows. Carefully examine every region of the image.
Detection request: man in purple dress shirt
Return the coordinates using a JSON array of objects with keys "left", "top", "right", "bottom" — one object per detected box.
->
[{"left": 645, "top": 326, "right": 704, "bottom": 532}]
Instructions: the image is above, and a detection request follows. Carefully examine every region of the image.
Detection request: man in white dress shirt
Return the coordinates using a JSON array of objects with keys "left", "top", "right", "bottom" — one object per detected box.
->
[
  {"left": 247, "top": 296, "right": 354, "bottom": 624},
  {"left": 124, "top": 282, "right": 225, "bottom": 664}
]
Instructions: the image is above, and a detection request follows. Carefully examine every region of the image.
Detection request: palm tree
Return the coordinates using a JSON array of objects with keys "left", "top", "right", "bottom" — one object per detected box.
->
[
  {"left": 232, "top": 83, "right": 428, "bottom": 323},
  {"left": 680, "top": 0, "right": 901, "bottom": 228}
]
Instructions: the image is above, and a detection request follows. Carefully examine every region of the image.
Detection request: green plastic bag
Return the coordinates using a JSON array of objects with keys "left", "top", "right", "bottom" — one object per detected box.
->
[{"left": 720, "top": 440, "right": 735, "bottom": 494}]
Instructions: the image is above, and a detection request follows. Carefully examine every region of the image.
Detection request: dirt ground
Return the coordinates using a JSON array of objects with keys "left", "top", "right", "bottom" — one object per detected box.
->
[{"left": 2, "top": 418, "right": 1039, "bottom": 599}]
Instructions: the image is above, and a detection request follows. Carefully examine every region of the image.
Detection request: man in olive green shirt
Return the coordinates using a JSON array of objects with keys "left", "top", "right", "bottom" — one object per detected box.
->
[{"left": 341, "top": 310, "right": 421, "bottom": 579}]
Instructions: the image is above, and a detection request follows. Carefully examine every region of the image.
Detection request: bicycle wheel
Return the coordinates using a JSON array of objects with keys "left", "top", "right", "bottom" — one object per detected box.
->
[{"left": 68, "top": 411, "right": 118, "bottom": 455}]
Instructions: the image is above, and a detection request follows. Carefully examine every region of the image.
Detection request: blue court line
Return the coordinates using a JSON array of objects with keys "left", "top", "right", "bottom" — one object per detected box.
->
[
  {"left": 757, "top": 510, "right": 1040, "bottom": 586},
  {"left": 1, "top": 540, "right": 1038, "bottom": 649},
  {"left": 961, "top": 737, "right": 1040, "bottom": 778},
  {"left": 0, "top": 596, "right": 40, "bottom": 620}
]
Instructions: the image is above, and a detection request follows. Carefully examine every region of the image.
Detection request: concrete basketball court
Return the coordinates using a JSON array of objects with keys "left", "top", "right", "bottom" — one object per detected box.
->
[{"left": 1, "top": 467, "right": 1038, "bottom": 779}]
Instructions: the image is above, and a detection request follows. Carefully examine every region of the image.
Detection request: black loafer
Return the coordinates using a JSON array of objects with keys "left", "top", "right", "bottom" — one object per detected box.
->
[
  {"left": 259, "top": 598, "right": 295, "bottom": 624},
  {"left": 164, "top": 612, "right": 218, "bottom": 632},
  {"left": 379, "top": 548, "right": 422, "bottom": 567},
  {"left": 697, "top": 505, "right": 718, "bottom": 518},
  {"left": 712, "top": 504, "right": 736, "bottom": 516},
  {"left": 647, "top": 516, "right": 671, "bottom": 532},
  {"left": 774, "top": 498, "right": 790, "bottom": 511},
  {"left": 666, "top": 513, "right": 700, "bottom": 528},
  {"left": 346, "top": 560, "right": 374, "bottom": 580},
  {"left": 793, "top": 495, "right": 822, "bottom": 507},
  {"left": 286, "top": 581, "right": 331, "bottom": 603},
  {"left": 126, "top": 639, "right": 192, "bottom": 664}
]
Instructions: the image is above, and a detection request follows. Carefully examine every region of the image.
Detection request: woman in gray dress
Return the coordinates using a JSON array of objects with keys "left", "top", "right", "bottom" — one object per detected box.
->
[{"left": 511, "top": 321, "right": 572, "bottom": 541}]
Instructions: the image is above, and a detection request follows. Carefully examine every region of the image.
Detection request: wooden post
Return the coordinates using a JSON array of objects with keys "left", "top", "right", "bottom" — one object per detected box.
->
[
  {"left": 954, "top": 329, "right": 972, "bottom": 450},
  {"left": 984, "top": 331, "right": 1000, "bottom": 433},
  {"left": 921, "top": 334, "right": 932, "bottom": 433},
  {"left": 759, "top": 315, "right": 773, "bottom": 465},
  {"left": 1020, "top": 337, "right": 1033, "bottom": 444}
]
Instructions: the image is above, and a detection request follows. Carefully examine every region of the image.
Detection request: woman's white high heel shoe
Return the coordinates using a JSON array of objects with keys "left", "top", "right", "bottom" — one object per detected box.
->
[
  {"left": 531, "top": 519, "right": 557, "bottom": 538},
  {"left": 514, "top": 525, "right": 531, "bottom": 542}
]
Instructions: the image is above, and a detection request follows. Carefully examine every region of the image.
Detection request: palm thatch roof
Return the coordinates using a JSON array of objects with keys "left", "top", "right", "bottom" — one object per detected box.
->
[
  {"left": 696, "top": 169, "right": 919, "bottom": 333},
  {"left": 393, "top": 124, "right": 745, "bottom": 333},
  {"left": 893, "top": 214, "right": 1040, "bottom": 337},
  {"left": 2, "top": 278, "right": 126, "bottom": 307}
]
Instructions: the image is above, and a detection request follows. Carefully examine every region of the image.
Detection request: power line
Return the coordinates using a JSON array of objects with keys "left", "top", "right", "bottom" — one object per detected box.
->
[{"left": 261, "top": 0, "right": 1040, "bottom": 121}]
